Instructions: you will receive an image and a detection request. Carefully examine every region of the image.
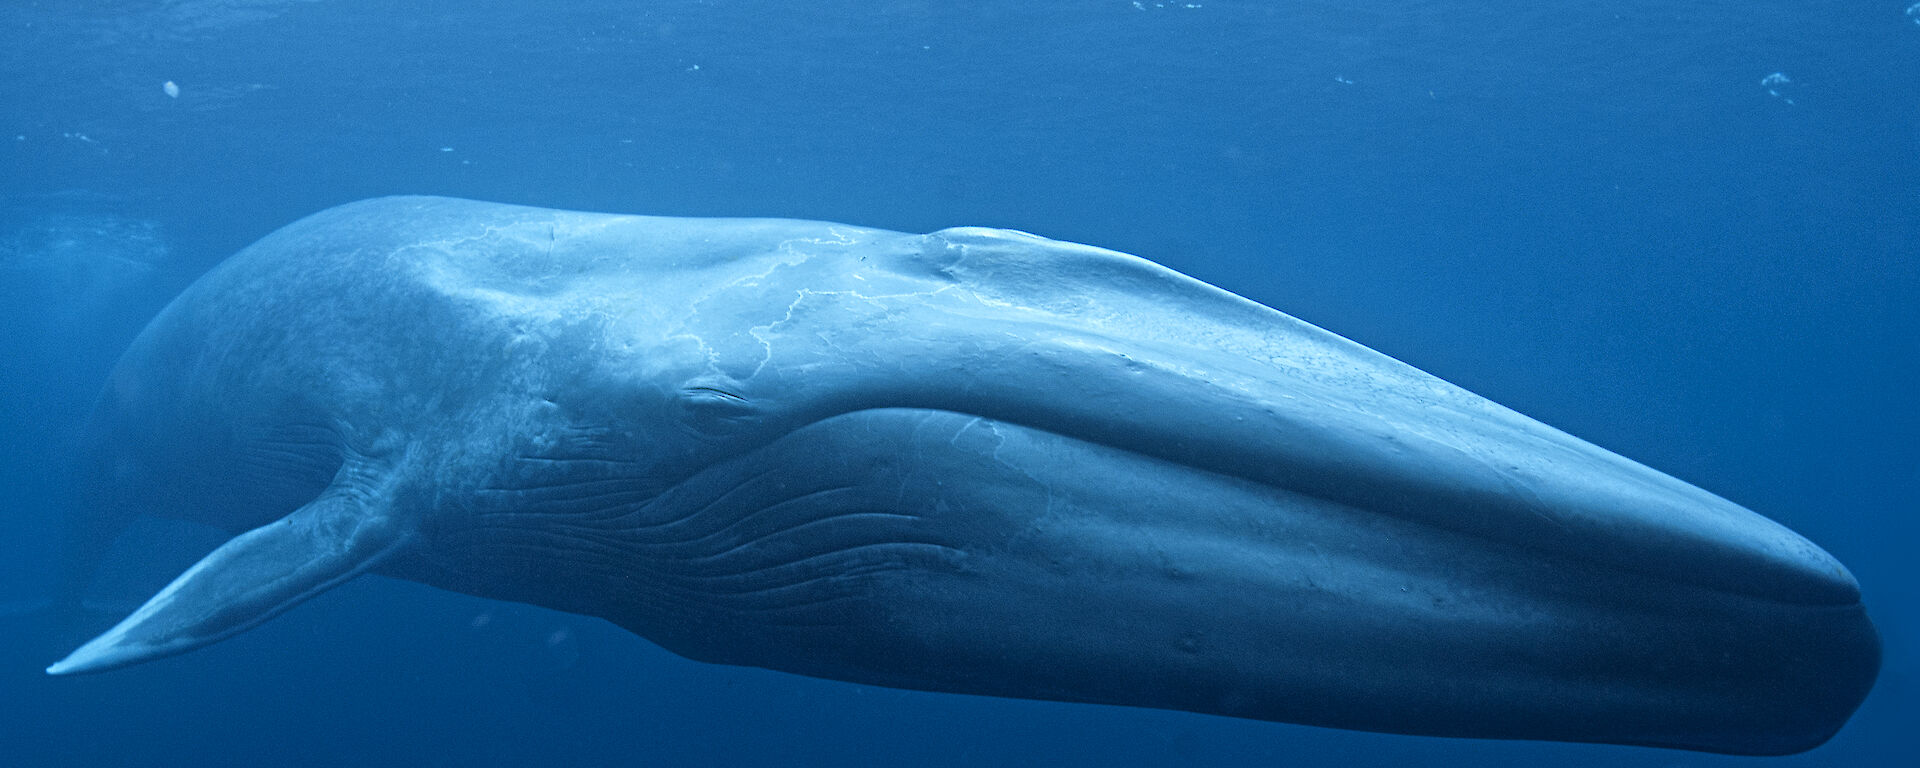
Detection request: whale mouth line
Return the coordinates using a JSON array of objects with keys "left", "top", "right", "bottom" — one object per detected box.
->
[
  {"left": 772, "top": 389, "right": 1864, "bottom": 613},
  {"left": 505, "top": 402, "right": 1849, "bottom": 615}
]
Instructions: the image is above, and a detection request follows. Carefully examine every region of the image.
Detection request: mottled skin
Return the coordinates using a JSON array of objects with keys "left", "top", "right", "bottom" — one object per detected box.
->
[{"left": 53, "top": 197, "right": 1877, "bottom": 755}]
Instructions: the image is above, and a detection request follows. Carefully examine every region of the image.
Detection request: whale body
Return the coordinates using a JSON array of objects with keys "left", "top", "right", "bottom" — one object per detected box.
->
[{"left": 49, "top": 197, "right": 1878, "bottom": 755}]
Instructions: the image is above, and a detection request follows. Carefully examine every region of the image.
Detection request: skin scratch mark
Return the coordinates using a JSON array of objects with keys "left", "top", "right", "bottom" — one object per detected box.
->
[
  {"left": 951, "top": 416, "right": 986, "bottom": 450},
  {"left": 740, "top": 284, "right": 962, "bottom": 381},
  {"left": 744, "top": 289, "right": 812, "bottom": 379}
]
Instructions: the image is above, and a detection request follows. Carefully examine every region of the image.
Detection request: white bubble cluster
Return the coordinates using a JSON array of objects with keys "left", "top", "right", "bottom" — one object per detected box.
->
[{"left": 1761, "top": 72, "right": 1796, "bottom": 105}]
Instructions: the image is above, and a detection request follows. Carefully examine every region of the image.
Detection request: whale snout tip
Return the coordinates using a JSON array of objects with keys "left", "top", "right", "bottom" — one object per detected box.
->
[
  {"left": 1799, "top": 534, "right": 1862, "bottom": 603},
  {"left": 1793, "top": 545, "right": 1863, "bottom": 606},
  {"left": 1713, "top": 508, "right": 1864, "bottom": 607},
  {"left": 1688, "top": 527, "right": 1881, "bottom": 755}
]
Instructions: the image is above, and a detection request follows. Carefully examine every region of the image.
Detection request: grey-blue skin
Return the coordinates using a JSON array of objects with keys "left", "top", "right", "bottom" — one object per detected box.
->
[{"left": 48, "top": 197, "right": 1877, "bottom": 755}]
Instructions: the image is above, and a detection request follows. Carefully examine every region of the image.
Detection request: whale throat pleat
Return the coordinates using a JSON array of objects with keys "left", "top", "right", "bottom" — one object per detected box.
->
[{"left": 435, "top": 436, "right": 963, "bottom": 630}]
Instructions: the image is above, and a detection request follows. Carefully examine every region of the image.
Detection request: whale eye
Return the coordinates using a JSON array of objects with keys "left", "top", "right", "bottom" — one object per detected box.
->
[{"left": 677, "top": 384, "right": 758, "bottom": 427}]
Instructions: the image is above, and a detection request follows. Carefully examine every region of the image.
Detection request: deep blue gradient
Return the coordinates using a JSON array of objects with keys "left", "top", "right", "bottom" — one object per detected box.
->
[{"left": 2, "top": 1, "right": 1913, "bottom": 765}]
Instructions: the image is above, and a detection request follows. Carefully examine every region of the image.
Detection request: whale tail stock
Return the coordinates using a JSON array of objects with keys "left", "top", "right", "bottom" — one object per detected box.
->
[{"left": 45, "top": 482, "right": 405, "bottom": 676}]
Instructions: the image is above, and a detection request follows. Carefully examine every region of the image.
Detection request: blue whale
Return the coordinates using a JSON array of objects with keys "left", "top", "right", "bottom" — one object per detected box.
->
[{"left": 48, "top": 197, "right": 1877, "bottom": 755}]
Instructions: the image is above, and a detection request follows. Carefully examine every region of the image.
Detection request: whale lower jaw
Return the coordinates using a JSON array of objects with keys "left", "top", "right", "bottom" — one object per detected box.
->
[{"left": 409, "top": 407, "right": 1877, "bottom": 756}]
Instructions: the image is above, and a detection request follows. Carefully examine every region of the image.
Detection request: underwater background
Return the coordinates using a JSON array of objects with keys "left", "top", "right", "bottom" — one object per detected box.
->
[{"left": 1, "top": 1, "right": 1913, "bottom": 765}]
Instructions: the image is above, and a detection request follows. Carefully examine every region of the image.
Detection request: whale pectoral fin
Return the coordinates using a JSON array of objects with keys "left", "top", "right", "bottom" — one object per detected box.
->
[{"left": 44, "top": 492, "right": 405, "bottom": 675}]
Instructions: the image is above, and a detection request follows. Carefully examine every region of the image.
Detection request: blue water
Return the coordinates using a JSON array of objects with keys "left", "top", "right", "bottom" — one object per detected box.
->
[{"left": 2, "top": 1, "right": 1913, "bottom": 765}]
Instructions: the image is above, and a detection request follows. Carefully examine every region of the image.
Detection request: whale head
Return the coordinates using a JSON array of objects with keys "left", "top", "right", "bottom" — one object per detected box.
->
[{"left": 48, "top": 197, "right": 1878, "bottom": 756}]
